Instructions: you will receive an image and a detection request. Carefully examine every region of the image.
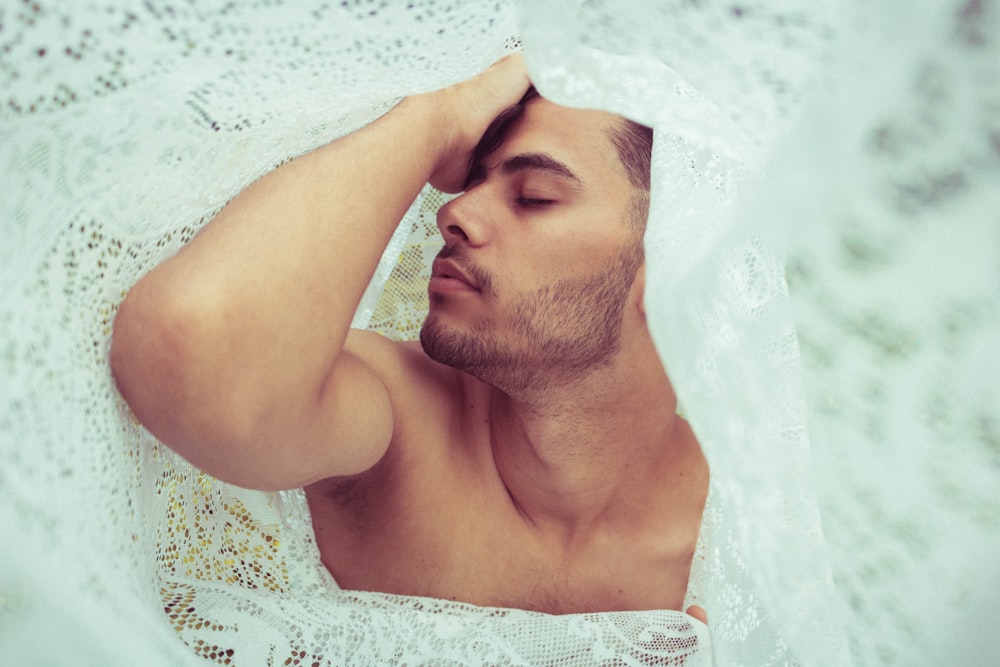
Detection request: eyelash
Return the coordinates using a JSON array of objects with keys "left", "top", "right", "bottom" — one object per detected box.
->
[{"left": 515, "top": 197, "right": 554, "bottom": 208}]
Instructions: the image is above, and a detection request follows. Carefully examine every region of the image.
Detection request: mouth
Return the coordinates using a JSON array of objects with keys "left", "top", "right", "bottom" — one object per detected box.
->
[{"left": 430, "top": 258, "right": 481, "bottom": 293}]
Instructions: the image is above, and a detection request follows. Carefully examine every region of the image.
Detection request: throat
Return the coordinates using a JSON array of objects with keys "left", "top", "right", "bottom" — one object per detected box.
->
[{"left": 487, "top": 387, "right": 703, "bottom": 542}]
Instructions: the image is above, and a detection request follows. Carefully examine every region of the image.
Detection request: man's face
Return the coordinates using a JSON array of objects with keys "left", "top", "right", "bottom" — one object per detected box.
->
[{"left": 420, "top": 97, "right": 644, "bottom": 394}]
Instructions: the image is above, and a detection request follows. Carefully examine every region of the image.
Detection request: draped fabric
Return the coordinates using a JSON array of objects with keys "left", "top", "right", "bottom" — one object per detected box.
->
[{"left": 2, "top": 1, "right": 997, "bottom": 665}]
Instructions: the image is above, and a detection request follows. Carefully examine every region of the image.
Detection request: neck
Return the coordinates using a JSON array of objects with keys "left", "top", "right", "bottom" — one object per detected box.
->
[{"left": 488, "top": 338, "right": 704, "bottom": 547}]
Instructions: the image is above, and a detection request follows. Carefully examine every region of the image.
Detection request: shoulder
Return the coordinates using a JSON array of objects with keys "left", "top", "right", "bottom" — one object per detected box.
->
[
  {"left": 342, "top": 328, "right": 490, "bottom": 461},
  {"left": 332, "top": 329, "right": 494, "bottom": 480},
  {"left": 343, "top": 329, "right": 460, "bottom": 406},
  {"left": 310, "top": 330, "right": 491, "bottom": 521}
]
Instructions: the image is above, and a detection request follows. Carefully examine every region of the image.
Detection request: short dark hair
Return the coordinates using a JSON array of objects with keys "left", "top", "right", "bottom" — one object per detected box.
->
[
  {"left": 609, "top": 119, "right": 652, "bottom": 191},
  {"left": 465, "top": 86, "right": 653, "bottom": 196}
]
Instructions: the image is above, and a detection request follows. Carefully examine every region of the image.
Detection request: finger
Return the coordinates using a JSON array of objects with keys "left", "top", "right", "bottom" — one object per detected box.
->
[{"left": 685, "top": 605, "right": 708, "bottom": 624}]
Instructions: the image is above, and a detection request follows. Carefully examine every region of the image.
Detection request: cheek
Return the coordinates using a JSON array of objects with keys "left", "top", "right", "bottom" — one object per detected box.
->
[{"left": 496, "top": 206, "right": 633, "bottom": 286}]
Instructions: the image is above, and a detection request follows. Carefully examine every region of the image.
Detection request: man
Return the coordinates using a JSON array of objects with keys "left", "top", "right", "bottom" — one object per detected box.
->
[{"left": 111, "top": 56, "right": 708, "bottom": 621}]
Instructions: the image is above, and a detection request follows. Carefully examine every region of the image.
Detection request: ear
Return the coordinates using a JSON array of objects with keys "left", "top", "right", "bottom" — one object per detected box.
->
[{"left": 635, "top": 263, "right": 647, "bottom": 315}]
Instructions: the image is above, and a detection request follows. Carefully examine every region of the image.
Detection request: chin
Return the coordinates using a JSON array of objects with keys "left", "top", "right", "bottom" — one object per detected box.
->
[
  {"left": 418, "top": 313, "right": 458, "bottom": 365},
  {"left": 420, "top": 314, "right": 494, "bottom": 370}
]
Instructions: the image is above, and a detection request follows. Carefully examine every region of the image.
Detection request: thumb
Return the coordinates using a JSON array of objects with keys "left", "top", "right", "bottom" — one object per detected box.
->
[{"left": 685, "top": 605, "right": 708, "bottom": 624}]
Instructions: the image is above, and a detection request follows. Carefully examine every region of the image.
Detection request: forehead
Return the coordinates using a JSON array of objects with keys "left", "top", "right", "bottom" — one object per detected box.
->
[{"left": 492, "top": 98, "right": 629, "bottom": 185}]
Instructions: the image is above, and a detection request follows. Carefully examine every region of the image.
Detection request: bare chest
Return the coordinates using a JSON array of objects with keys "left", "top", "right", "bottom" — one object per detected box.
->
[{"left": 305, "top": 470, "right": 696, "bottom": 614}]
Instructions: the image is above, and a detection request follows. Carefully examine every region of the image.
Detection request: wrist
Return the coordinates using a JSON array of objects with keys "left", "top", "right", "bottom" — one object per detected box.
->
[{"left": 397, "top": 90, "right": 460, "bottom": 174}]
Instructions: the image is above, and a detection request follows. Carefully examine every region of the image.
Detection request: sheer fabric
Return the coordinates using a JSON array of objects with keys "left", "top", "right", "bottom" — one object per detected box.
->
[{"left": 2, "top": 1, "right": 998, "bottom": 665}]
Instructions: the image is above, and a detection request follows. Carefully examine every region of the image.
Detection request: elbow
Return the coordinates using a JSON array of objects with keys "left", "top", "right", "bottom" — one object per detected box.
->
[
  {"left": 111, "top": 278, "right": 297, "bottom": 489},
  {"left": 111, "top": 278, "right": 234, "bottom": 459},
  {"left": 111, "top": 280, "right": 187, "bottom": 426}
]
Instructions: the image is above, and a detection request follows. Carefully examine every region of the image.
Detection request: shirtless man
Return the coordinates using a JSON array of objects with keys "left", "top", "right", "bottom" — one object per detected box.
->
[{"left": 110, "top": 56, "right": 709, "bottom": 622}]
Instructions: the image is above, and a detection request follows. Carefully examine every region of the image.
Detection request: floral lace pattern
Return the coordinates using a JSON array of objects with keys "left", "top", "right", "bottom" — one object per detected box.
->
[{"left": 2, "top": 1, "right": 998, "bottom": 665}]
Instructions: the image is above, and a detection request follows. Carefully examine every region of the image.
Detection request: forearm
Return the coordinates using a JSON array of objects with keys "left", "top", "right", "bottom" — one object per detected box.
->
[{"left": 112, "top": 94, "right": 449, "bottom": 446}]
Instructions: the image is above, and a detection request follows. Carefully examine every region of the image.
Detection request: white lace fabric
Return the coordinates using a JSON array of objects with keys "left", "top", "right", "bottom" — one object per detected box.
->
[{"left": 2, "top": 1, "right": 998, "bottom": 665}]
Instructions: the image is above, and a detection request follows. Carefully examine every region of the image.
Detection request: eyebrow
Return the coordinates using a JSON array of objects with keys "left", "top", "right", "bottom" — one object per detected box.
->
[{"left": 500, "top": 153, "right": 583, "bottom": 186}]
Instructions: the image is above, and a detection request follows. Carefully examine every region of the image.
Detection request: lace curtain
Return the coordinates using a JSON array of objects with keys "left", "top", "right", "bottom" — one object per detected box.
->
[{"left": 2, "top": 1, "right": 997, "bottom": 665}]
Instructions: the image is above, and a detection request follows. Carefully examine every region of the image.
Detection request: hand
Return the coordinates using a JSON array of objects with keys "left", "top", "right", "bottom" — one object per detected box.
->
[{"left": 426, "top": 54, "right": 531, "bottom": 193}]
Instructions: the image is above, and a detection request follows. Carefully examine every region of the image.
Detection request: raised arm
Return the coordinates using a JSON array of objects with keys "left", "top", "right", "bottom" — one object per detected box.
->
[{"left": 111, "top": 56, "right": 530, "bottom": 490}]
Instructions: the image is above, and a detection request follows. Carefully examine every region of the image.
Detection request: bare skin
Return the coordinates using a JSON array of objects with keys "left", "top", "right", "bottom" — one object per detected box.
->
[{"left": 112, "top": 56, "right": 709, "bottom": 619}]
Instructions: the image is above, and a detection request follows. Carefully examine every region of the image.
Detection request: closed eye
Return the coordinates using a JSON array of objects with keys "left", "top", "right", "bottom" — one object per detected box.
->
[{"left": 515, "top": 197, "right": 555, "bottom": 208}]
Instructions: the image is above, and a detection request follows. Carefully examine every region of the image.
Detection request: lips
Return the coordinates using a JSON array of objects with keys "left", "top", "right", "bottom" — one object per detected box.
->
[{"left": 430, "top": 258, "right": 480, "bottom": 292}]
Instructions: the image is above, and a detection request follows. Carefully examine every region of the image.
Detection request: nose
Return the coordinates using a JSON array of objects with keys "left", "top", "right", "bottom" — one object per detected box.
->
[{"left": 436, "top": 187, "right": 492, "bottom": 247}]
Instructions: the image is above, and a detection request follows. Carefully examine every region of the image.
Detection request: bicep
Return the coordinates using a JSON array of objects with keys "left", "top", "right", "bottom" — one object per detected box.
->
[
  {"left": 310, "top": 340, "right": 396, "bottom": 480},
  {"left": 255, "top": 330, "right": 401, "bottom": 489},
  {"left": 187, "top": 330, "right": 398, "bottom": 492}
]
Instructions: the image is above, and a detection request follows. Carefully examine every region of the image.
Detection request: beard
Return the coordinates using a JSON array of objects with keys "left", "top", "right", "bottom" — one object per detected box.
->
[{"left": 419, "top": 241, "right": 643, "bottom": 396}]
